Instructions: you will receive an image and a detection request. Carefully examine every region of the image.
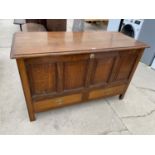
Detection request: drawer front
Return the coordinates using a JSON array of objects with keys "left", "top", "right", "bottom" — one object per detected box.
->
[
  {"left": 89, "top": 84, "right": 126, "bottom": 100},
  {"left": 33, "top": 93, "right": 82, "bottom": 112}
]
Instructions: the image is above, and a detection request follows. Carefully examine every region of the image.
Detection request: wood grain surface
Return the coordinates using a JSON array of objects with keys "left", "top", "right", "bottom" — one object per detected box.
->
[
  {"left": 12, "top": 32, "right": 149, "bottom": 121},
  {"left": 11, "top": 32, "right": 149, "bottom": 59}
]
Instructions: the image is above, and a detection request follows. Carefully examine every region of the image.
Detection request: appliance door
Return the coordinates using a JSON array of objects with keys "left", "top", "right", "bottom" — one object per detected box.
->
[{"left": 121, "top": 24, "right": 135, "bottom": 38}]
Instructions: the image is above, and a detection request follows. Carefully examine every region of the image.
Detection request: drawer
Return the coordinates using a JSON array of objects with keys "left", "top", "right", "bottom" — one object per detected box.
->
[
  {"left": 33, "top": 93, "right": 82, "bottom": 112},
  {"left": 89, "top": 84, "right": 126, "bottom": 100}
]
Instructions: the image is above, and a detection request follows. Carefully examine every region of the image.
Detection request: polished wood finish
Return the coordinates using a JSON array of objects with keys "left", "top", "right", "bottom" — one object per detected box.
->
[
  {"left": 16, "top": 59, "right": 35, "bottom": 121},
  {"left": 34, "top": 93, "right": 82, "bottom": 112},
  {"left": 11, "top": 32, "right": 148, "bottom": 121},
  {"left": 11, "top": 32, "right": 148, "bottom": 59},
  {"left": 89, "top": 84, "right": 126, "bottom": 99}
]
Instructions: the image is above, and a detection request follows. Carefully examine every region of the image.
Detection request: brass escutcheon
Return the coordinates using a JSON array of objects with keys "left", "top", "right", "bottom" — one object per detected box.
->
[{"left": 90, "top": 53, "right": 95, "bottom": 59}]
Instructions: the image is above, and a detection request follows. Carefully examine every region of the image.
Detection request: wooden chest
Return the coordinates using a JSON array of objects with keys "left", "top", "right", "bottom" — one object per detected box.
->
[{"left": 11, "top": 32, "right": 149, "bottom": 121}]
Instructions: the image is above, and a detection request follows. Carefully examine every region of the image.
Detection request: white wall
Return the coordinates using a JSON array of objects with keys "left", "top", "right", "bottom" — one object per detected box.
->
[
  {"left": 139, "top": 19, "right": 155, "bottom": 65},
  {"left": 107, "top": 19, "right": 121, "bottom": 31}
]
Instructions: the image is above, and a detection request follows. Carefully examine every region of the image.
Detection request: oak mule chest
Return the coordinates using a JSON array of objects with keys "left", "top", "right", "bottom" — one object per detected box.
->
[{"left": 11, "top": 32, "right": 149, "bottom": 121}]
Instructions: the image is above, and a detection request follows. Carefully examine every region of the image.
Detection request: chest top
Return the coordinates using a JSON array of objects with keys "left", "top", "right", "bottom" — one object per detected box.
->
[{"left": 11, "top": 31, "right": 149, "bottom": 59}]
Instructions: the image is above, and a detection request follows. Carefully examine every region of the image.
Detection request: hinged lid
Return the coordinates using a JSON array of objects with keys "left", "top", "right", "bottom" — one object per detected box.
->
[{"left": 10, "top": 31, "right": 149, "bottom": 59}]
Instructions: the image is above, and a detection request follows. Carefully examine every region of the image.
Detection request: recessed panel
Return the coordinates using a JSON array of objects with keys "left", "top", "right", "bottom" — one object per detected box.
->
[
  {"left": 64, "top": 60, "right": 88, "bottom": 90},
  {"left": 116, "top": 54, "right": 137, "bottom": 81},
  {"left": 91, "top": 57, "right": 114, "bottom": 85},
  {"left": 27, "top": 63, "right": 57, "bottom": 95}
]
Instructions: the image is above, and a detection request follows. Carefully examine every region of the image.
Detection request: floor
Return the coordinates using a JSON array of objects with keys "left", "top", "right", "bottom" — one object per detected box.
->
[{"left": 0, "top": 19, "right": 155, "bottom": 134}]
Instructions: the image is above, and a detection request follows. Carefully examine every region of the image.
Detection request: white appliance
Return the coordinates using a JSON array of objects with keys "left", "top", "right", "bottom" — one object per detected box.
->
[
  {"left": 107, "top": 19, "right": 155, "bottom": 66},
  {"left": 120, "top": 19, "right": 144, "bottom": 39}
]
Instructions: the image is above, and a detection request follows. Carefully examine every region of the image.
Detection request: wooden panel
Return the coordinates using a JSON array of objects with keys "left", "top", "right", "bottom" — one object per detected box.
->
[
  {"left": 34, "top": 93, "right": 82, "bottom": 112},
  {"left": 89, "top": 84, "right": 126, "bottom": 99},
  {"left": 57, "top": 62, "right": 63, "bottom": 92},
  {"left": 115, "top": 53, "right": 138, "bottom": 81},
  {"left": 91, "top": 57, "right": 114, "bottom": 85},
  {"left": 26, "top": 63, "right": 57, "bottom": 96},
  {"left": 119, "top": 49, "right": 144, "bottom": 99},
  {"left": 64, "top": 60, "right": 88, "bottom": 90},
  {"left": 16, "top": 59, "right": 35, "bottom": 121},
  {"left": 25, "top": 54, "right": 89, "bottom": 64},
  {"left": 11, "top": 32, "right": 149, "bottom": 59}
]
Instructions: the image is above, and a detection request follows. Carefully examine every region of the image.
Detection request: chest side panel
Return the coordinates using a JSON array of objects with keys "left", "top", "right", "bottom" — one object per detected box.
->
[{"left": 115, "top": 51, "right": 139, "bottom": 82}]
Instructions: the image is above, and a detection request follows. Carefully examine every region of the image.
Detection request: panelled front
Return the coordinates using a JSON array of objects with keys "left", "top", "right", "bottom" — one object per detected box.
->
[
  {"left": 25, "top": 54, "right": 89, "bottom": 100},
  {"left": 25, "top": 50, "right": 139, "bottom": 102},
  {"left": 88, "top": 50, "right": 138, "bottom": 88}
]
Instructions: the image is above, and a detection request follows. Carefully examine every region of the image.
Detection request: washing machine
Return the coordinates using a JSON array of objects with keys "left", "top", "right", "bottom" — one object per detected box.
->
[{"left": 120, "top": 19, "right": 144, "bottom": 39}]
